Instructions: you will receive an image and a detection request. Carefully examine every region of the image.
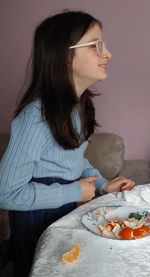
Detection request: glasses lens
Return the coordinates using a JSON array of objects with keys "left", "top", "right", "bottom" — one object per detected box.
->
[
  {"left": 97, "top": 41, "right": 106, "bottom": 56},
  {"left": 97, "top": 41, "right": 102, "bottom": 56}
]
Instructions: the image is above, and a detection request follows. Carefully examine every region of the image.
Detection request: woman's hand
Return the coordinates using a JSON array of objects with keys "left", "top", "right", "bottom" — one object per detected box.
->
[
  {"left": 79, "top": 176, "right": 97, "bottom": 202},
  {"left": 102, "top": 176, "right": 135, "bottom": 193}
]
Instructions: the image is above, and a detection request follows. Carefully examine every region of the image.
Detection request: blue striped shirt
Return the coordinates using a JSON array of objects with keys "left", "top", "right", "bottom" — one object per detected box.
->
[{"left": 0, "top": 100, "right": 107, "bottom": 210}]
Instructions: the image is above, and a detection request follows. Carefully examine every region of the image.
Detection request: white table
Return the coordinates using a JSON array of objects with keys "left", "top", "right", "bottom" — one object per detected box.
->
[{"left": 29, "top": 190, "right": 150, "bottom": 277}]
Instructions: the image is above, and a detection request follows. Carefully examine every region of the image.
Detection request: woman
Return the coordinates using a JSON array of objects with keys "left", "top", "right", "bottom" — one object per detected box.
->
[{"left": 0, "top": 10, "right": 134, "bottom": 277}]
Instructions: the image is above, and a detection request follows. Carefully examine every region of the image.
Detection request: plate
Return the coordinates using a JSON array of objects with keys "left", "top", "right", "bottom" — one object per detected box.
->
[
  {"left": 82, "top": 206, "right": 150, "bottom": 240},
  {"left": 141, "top": 187, "right": 150, "bottom": 203}
]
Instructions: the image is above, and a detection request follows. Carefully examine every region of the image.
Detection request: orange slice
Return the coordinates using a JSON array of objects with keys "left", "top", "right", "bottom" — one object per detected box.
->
[
  {"left": 61, "top": 244, "right": 80, "bottom": 264},
  {"left": 119, "top": 227, "right": 134, "bottom": 240},
  {"left": 133, "top": 225, "right": 150, "bottom": 238}
]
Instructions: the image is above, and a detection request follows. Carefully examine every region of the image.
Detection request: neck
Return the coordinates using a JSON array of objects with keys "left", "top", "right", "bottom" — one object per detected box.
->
[{"left": 73, "top": 78, "right": 94, "bottom": 97}]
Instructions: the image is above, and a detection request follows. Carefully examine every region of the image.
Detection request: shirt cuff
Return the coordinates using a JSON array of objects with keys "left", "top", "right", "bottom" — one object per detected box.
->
[
  {"left": 99, "top": 182, "right": 108, "bottom": 195},
  {"left": 96, "top": 179, "right": 108, "bottom": 195}
]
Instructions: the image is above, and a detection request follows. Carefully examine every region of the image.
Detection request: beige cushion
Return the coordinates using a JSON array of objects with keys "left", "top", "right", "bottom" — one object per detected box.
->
[{"left": 85, "top": 133, "right": 125, "bottom": 180}]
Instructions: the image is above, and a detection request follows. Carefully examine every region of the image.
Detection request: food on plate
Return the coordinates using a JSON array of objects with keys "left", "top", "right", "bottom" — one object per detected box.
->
[
  {"left": 61, "top": 244, "right": 80, "bottom": 264},
  {"left": 133, "top": 225, "right": 150, "bottom": 238},
  {"left": 98, "top": 212, "right": 150, "bottom": 240},
  {"left": 119, "top": 227, "right": 134, "bottom": 239},
  {"left": 129, "top": 212, "right": 142, "bottom": 220}
]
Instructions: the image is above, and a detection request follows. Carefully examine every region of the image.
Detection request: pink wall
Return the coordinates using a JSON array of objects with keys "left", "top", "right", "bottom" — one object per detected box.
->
[{"left": 0, "top": 0, "right": 150, "bottom": 160}]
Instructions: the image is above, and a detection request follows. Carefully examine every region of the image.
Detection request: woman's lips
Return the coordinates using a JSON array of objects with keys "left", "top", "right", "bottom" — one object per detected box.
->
[{"left": 99, "top": 64, "right": 107, "bottom": 69}]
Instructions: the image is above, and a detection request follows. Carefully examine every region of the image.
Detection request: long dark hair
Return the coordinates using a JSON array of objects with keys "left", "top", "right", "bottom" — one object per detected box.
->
[{"left": 15, "top": 11, "right": 102, "bottom": 149}]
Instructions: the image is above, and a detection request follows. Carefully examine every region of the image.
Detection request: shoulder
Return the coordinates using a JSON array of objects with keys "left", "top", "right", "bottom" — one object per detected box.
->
[
  {"left": 7, "top": 100, "right": 53, "bottom": 151},
  {"left": 13, "top": 99, "right": 43, "bottom": 125},
  {"left": 21, "top": 99, "right": 42, "bottom": 117},
  {"left": 11, "top": 99, "right": 49, "bottom": 138}
]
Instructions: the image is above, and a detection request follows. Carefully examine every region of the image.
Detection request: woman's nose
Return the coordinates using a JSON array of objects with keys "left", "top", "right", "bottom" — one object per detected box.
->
[{"left": 103, "top": 48, "right": 112, "bottom": 59}]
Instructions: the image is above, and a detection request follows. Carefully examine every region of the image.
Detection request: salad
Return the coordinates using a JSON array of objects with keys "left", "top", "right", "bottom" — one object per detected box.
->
[{"left": 98, "top": 212, "right": 150, "bottom": 239}]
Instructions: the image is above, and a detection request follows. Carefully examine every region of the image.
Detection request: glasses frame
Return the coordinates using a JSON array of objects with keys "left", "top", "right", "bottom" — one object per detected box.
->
[{"left": 69, "top": 39, "right": 106, "bottom": 56}]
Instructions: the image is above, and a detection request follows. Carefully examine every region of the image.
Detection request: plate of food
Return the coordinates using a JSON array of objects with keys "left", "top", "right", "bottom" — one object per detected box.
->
[{"left": 82, "top": 206, "right": 150, "bottom": 240}]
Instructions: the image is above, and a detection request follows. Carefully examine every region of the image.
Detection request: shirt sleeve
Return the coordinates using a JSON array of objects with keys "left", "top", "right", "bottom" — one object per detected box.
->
[
  {"left": 81, "top": 158, "right": 108, "bottom": 194},
  {"left": 0, "top": 111, "right": 81, "bottom": 211}
]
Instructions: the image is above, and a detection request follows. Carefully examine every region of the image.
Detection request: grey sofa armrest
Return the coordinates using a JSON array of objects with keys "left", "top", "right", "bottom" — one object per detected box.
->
[
  {"left": 85, "top": 133, "right": 125, "bottom": 180},
  {"left": 119, "top": 160, "right": 150, "bottom": 185}
]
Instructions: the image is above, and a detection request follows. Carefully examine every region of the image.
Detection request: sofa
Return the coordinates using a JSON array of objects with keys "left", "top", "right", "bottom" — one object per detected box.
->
[
  {"left": 85, "top": 133, "right": 150, "bottom": 185},
  {"left": 0, "top": 132, "right": 150, "bottom": 273}
]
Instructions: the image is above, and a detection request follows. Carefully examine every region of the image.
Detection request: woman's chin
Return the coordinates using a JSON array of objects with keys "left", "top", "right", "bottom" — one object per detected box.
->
[{"left": 98, "top": 73, "right": 108, "bottom": 80}]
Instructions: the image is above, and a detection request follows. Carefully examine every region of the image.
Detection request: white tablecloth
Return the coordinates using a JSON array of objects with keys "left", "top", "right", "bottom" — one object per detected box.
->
[{"left": 29, "top": 189, "right": 150, "bottom": 277}]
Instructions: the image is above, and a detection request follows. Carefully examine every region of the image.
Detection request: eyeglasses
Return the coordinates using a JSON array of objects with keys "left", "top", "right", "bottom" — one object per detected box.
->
[{"left": 69, "top": 40, "right": 106, "bottom": 56}]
